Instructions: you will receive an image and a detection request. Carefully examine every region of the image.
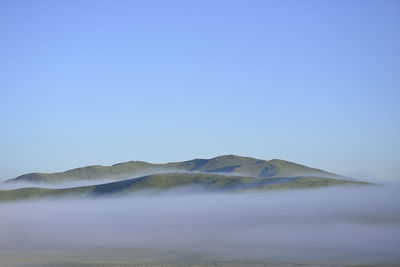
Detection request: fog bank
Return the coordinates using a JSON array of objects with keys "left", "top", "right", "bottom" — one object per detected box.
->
[{"left": 1, "top": 185, "right": 399, "bottom": 263}]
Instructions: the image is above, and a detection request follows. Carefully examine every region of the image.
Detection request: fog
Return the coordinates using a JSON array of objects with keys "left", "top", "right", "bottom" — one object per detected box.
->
[
  {"left": 0, "top": 169, "right": 185, "bottom": 190},
  {"left": 1, "top": 185, "right": 400, "bottom": 264},
  {"left": 0, "top": 170, "right": 270, "bottom": 190},
  {"left": 0, "top": 179, "right": 118, "bottom": 190},
  {"left": 0, "top": 169, "right": 261, "bottom": 187}
]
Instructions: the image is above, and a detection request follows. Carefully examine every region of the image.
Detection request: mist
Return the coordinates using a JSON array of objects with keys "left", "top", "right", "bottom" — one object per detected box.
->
[
  {"left": 0, "top": 169, "right": 275, "bottom": 190},
  {"left": 1, "top": 185, "right": 400, "bottom": 264},
  {"left": 0, "top": 169, "right": 188, "bottom": 190}
]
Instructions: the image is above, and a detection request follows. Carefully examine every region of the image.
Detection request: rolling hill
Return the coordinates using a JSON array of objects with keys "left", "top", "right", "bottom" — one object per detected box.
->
[
  {"left": 0, "top": 172, "right": 368, "bottom": 202},
  {"left": 5, "top": 155, "right": 348, "bottom": 184},
  {"left": 0, "top": 155, "right": 369, "bottom": 202}
]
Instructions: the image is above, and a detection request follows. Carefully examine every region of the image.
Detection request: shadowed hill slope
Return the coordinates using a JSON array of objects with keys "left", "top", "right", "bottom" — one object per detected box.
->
[{"left": 5, "top": 155, "right": 348, "bottom": 184}]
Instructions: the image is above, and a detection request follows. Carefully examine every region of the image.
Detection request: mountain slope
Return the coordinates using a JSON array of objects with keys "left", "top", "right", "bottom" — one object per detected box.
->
[
  {"left": 0, "top": 172, "right": 368, "bottom": 202},
  {"left": 5, "top": 155, "right": 348, "bottom": 184}
]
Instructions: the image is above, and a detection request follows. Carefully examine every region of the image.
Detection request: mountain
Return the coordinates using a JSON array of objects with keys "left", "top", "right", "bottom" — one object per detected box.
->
[
  {"left": 0, "top": 155, "right": 370, "bottom": 202},
  {"left": 5, "top": 155, "right": 348, "bottom": 184},
  {"left": 0, "top": 172, "right": 368, "bottom": 202}
]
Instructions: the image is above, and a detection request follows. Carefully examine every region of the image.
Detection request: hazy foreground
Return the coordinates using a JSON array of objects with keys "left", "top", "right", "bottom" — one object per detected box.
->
[{"left": 1, "top": 185, "right": 399, "bottom": 266}]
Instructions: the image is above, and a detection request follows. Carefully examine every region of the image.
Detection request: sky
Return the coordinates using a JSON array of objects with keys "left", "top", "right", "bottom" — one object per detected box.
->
[{"left": 0, "top": 0, "right": 399, "bottom": 182}]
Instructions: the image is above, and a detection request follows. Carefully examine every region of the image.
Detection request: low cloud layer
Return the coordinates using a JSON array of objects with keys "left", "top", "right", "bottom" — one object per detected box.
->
[
  {"left": 1, "top": 185, "right": 400, "bottom": 263},
  {"left": 0, "top": 170, "right": 246, "bottom": 190}
]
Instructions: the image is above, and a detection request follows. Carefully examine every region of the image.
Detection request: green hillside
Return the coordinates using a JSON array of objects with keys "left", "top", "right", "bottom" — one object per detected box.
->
[
  {"left": 5, "top": 155, "right": 348, "bottom": 184},
  {"left": 0, "top": 172, "right": 369, "bottom": 202}
]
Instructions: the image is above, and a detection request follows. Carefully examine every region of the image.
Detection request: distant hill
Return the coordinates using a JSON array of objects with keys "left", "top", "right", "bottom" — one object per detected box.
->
[
  {"left": 5, "top": 155, "right": 349, "bottom": 184},
  {"left": 0, "top": 172, "right": 369, "bottom": 202},
  {"left": 0, "top": 155, "right": 370, "bottom": 202}
]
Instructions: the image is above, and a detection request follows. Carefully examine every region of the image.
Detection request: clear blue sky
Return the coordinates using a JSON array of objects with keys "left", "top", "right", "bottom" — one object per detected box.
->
[{"left": 0, "top": 0, "right": 399, "bottom": 182}]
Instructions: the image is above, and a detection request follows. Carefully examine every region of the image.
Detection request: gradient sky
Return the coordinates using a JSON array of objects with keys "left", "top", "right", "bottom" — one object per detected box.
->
[{"left": 0, "top": 0, "right": 399, "bottom": 182}]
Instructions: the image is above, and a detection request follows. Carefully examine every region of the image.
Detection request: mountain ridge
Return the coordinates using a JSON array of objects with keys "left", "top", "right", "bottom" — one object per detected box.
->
[
  {"left": 5, "top": 154, "right": 348, "bottom": 184},
  {"left": 0, "top": 172, "right": 369, "bottom": 202}
]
